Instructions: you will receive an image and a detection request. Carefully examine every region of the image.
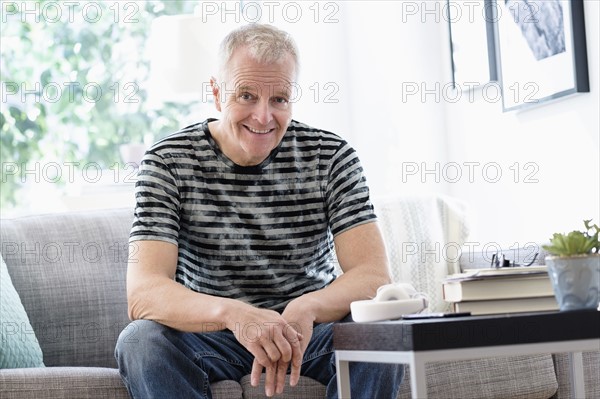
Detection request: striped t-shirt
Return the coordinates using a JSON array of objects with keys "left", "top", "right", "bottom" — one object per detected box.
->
[{"left": 130, "top": 119, "right": 376, "bottom": 311}]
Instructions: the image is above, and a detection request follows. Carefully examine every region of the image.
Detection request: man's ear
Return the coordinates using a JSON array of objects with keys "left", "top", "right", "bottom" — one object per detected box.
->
[{"left": 210, "top": 76, "right": 221, "bottom": 112}]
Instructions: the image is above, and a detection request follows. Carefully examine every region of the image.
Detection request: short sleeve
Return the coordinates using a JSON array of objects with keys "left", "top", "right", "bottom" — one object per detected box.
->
[
  {"left": 129, "top": 151, "right": 181, "bottom": 245},
  {"left": 326, "top": 142, "right": 376, "bottom": 236}
]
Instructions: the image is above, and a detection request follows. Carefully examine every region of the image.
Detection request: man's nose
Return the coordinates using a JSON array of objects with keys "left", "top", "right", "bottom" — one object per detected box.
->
[{"left": 252, "top": 99, "right": 273, "bottom": 126}]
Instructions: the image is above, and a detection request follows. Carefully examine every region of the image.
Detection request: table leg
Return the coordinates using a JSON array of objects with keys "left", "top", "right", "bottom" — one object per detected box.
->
[
  {"left": 410, "top": 355, "right": 428, "bottom": 399},
  {"left": 336, "top": 356, "right": 351, "bottom": 399},
  {"left": 569, "top": 352, "right": 586, "bottom": 398}
]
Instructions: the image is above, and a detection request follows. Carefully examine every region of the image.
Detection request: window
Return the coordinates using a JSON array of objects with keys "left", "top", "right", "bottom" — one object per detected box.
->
[
  {"left": 1, "top": 1, "right": 198, "bottom": 216},
  {"left": 1, "top": 1, "right": 347, "bottom": 217}
]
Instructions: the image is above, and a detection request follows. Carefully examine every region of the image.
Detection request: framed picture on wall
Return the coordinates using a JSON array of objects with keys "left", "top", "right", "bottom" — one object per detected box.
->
[
  {"left": 493, "top": 0, "right": 589, "bottom": 112},
  {"left": 448, "top": 0, "right": 498, "bottom": 90}
]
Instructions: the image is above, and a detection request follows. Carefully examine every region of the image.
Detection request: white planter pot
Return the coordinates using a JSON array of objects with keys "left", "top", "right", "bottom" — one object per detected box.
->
[{"left": 545, "top": 254, "right": 600, "bottom": 311}]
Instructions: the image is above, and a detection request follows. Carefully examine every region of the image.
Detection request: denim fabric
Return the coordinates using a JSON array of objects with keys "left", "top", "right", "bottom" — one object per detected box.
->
[{"left": 115, "top": 315, "right": 403, "bottom": 399}]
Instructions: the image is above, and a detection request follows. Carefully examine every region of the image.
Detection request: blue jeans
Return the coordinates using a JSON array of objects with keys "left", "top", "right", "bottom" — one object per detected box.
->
[{"left": 115, "top": 315, "right": 404, "bottom": 399}]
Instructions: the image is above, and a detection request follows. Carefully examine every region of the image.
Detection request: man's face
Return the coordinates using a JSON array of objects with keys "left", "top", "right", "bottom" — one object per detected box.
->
[{"left": 213, "top": 47, "right": 296, "bottom": 166}]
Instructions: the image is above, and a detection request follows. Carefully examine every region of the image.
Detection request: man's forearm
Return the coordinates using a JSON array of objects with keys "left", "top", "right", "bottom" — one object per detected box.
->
[
  {"left": 126, "top": 240, "right": 256, "bottom": 333},
  {"left": 127, "top": 273, "right": 247, "bottom": 333},
  {"left": 288, "top": 264, "right": 391, "bottom": 324},
  {"left": 291, "top": 221, "right": 392, "bottom": 323}
]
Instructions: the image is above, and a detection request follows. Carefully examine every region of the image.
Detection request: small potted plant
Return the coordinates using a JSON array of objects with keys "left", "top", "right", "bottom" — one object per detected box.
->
[{"left": 543, "top": 220, "right": 600, "bottom": 311}]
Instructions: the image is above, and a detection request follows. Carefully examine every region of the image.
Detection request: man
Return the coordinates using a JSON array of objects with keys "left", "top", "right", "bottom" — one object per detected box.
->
[{"left": 115, "top": 23, "right": 404, "bottom": 398}]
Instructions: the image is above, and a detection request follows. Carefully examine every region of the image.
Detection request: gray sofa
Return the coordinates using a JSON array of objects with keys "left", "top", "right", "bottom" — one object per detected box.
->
[{"left": 1, "top": 198, "right": 598, "bottom": 398}]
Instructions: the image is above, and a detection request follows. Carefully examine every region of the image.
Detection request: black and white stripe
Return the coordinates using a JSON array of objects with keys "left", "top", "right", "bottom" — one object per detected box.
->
[{"left": 130, "top": 119, "right": 376, "bottom": 311}]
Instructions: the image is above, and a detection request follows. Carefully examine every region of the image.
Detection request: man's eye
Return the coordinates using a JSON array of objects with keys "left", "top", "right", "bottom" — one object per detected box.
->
[
  {"left": 273, "top": 97, "right": 288, "bottom": 104},
  {"left": 239, "top": 92, "right": 254, "bottom": 101}
]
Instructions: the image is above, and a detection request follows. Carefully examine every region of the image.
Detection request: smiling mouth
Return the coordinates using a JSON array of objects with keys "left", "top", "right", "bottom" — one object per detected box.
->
[{"left": 244, "top": 125, "right": 274, "bottom": 135}]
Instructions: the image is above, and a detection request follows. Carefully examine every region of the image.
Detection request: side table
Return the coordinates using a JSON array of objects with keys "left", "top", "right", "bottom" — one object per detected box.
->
[{"left": 334, "top": 310, "right": 600, "bottom": 398}]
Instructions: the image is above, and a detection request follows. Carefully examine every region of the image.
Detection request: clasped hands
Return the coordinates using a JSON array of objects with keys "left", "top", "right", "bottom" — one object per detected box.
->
[{"left": 230, "top": 301, "right": 314, "bottom": 397}]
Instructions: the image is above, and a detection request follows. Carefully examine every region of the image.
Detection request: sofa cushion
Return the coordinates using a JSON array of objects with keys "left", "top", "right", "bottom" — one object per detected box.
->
[
  {"left": 551, "top": 351, "right": 600, "bottom": 398},
  {"left": 0, "top": 254, "right": 44, "bottom": 368},
  {"left": 240, "top": 375, "right": 326, "bottom": 398},
  {"left": 397, "top": 355, "right": 558, "bottom": 399},
  {"left": 0, "top": 208, "right": 133, "bottom": 368},
  {"left": 0, "top": 367, "right": 129, "bottom": 399},
  {"left": 0, "top": 367, "right": 244, "bottom": 399}
]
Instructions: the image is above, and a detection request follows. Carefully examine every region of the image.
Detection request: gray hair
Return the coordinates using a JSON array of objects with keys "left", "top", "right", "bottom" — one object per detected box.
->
[{"left": 217, "top": 24, "right": 299, "bottom": 81}]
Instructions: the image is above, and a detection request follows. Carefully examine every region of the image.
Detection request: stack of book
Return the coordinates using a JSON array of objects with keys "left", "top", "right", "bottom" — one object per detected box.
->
[{"left": 442, "top": 266, "right": 558, "bottom": 315}]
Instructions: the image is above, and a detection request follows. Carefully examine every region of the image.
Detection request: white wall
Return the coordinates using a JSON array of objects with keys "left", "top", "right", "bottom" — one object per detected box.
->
[
  {"left": 269, "top": 4, "right": 354, "bottom": 140},
  {"left": 339, "top": 1, "right": 450, "bottom": 198},
  {"left": 268, "top": 1, "right": 450, "bottom": 197},
  {"left": 311, "top": 0, "right": 599, "bottom": 247},
  {"left": 444, "top": 0, "right": 600, "bottom": 246}
]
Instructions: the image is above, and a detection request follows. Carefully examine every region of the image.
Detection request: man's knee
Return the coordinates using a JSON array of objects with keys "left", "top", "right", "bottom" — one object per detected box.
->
[{"left": 115, "top": 319, "right": 169, "bottom": 364}]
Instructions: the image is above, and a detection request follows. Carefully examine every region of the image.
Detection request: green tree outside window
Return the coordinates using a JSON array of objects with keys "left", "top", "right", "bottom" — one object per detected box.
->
[{"left": 1, "top": 0, "right": 199, "bottom": 212}]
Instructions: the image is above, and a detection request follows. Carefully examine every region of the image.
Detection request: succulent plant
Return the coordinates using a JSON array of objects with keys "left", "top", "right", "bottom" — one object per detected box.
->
[{"left": 543, "top": 220, "right": 600, "bottom": 257}]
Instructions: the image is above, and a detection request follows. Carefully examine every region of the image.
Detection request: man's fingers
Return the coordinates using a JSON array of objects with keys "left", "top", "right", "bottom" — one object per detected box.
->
[
  {"left": 275, "top": 359, "right": 289, "bottom": 394},
  {"left": 288, "top": 342, "right": 303, "bottom": 387},
  {"left": 241, "top": 316, "right": 309, "bottom": 395},
  {"left": 286, "top": 323, "right": 303, "bottom": 385},
  {"left": 264, "top": 362, "right": 277, "bottom": 397},
  {"left": 250, "top": 344, "right": 279, "bottom": 397},
  {"left": 262, "top": 332, "right": 289, "bottom": 397},
  {"left": 250, "top": 358, "right": 264, "bottom": 387},
  {"left": 272, "top": 330, "right": 293, "bottom": 363},
  {"left": 283, "top": 322, "right": 303, "bottom": 343},
  {"left": 251, "top": 357, "right": 277, "bottom": 398},
  {"left": 262, "top": 338, "right": 283, "bottom": 364}
]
